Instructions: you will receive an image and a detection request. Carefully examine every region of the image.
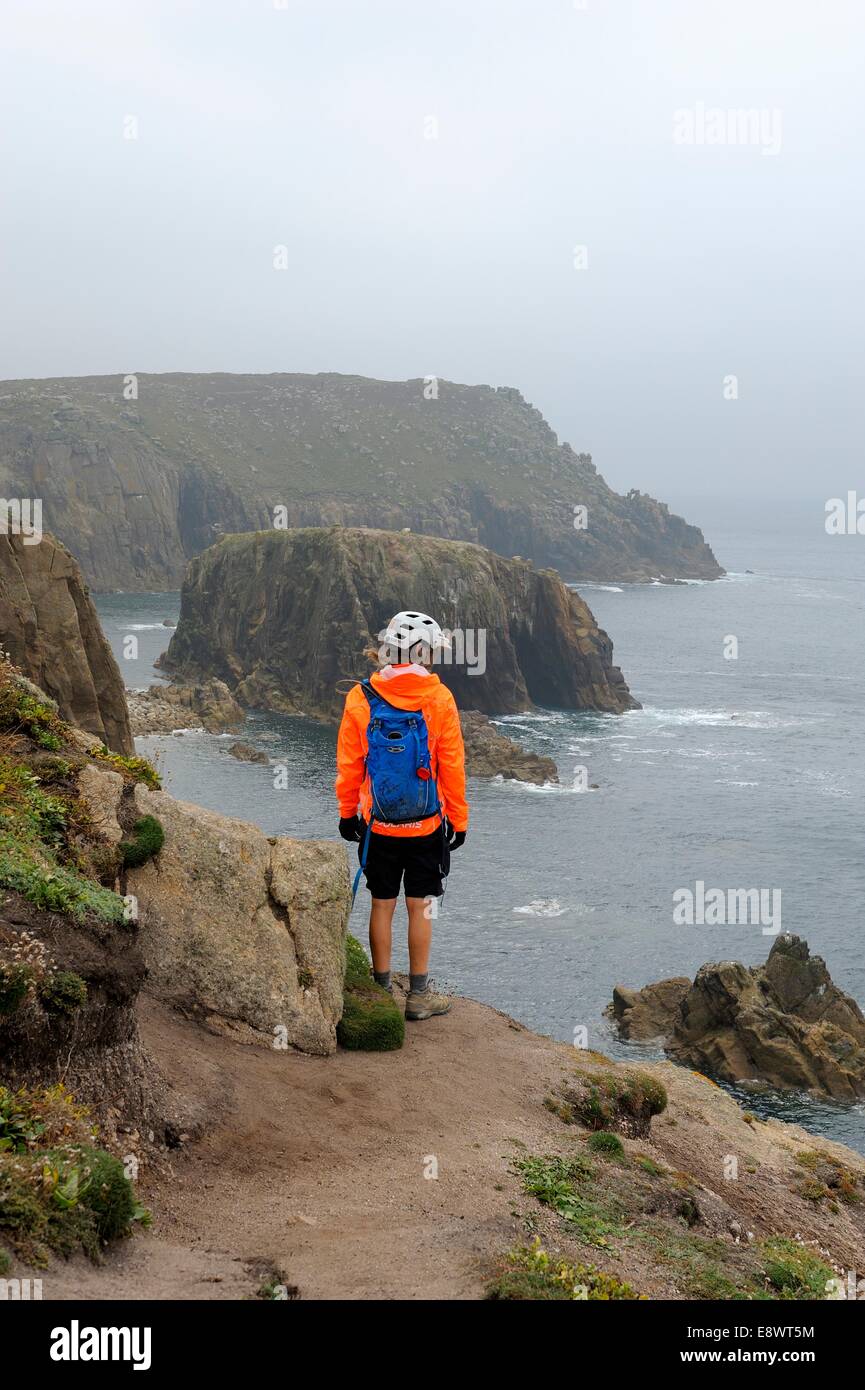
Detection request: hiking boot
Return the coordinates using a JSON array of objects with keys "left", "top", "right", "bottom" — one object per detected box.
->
[{"left": 405, "top": 986, "right": 452, "bottom": 1021}]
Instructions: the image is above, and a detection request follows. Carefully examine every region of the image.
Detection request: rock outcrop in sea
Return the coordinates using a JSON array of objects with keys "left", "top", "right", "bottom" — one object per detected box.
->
[
  {"left": 159, "top": 526, "right": 639, "bottom": 722},
  {"left": 459, "top": 711, "right": 558, "bottom": 784},
  {"left": 609, "top": 935, "right": 865, "bottom": 1101},
  {"left": 0, "top": 533, "right": 133, "bottom": 753},
  {"left": 126, "top": 679, "right": 244, "bottom": 735},
  {"left": 0, "top": 371, "right": 723, "bottom": 589}
]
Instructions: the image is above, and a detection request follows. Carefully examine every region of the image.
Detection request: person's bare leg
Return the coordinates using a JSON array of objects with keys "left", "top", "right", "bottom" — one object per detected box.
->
[
  {"left": 369, "top": 898, "right": 397, "bottom": 975},
  {"left": 405, "top": 895, "right": 451, "bottom": 1019},
  {"left": 406, "top": 896, "right": 432, "bottom": 974}
]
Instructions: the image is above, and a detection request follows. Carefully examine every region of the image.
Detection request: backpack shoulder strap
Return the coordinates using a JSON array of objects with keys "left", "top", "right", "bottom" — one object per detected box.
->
[
  {"left": 359, "top": 678, "right": 380, "bottom": 704},
  {"left": 360, "top": 679, "right": 390, "bottom": 716},
  {"left": 361, "top": 679, "right": 419, "bottom": 716}
]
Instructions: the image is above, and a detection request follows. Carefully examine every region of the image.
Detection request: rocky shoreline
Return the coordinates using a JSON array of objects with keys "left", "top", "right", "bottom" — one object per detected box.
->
[
  {"left": 126, "top": 680, "right": 244, "bottom": 736},
  {"left": 127, "top": 683, "right": 559, "bottom": 784}
]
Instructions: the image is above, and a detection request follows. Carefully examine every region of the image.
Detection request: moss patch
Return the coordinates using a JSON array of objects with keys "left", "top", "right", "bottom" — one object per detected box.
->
[
  {"left": 0, "top": 835, "right": 126, "bottom": 925},
  {"left": 793, "top": 1150, "right": 861, "bottom": 1208},
  {"left": 0, "top": 679, "right": 66, "bottom": 751},
  {"left": 760, "top": 1237, "right": 834, "bottom": 1300},
  {"left": 587, "top": 1130, "right": 625, "bottom": 1159},
  {"left": 120, "top": 815, "right": 165, "bottom": 868},
  {"left": 38, "top": 970, "right": 87, "bottom": 1016},
  {"left": 336, "top": 934, "right": 404, "bottom": 1052},
  {"left": 0, "top": 672, "right": 129, "bottom": 927}
]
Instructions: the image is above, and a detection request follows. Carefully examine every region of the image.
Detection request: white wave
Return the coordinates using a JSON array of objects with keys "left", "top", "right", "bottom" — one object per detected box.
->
[
  {"left": 134, "top": 726, "right": 207, "bottom": 739},
  {"left": 619, "top": 706, "right": 811, "bottom": 732},
  {"left": 513, "top": 899, "right": 568, "bottom": 918},
  {"left": 496, "top": 712, "right": 564, "bottom": 725},
  {"left": 117, "top": 622, "right": 175, "bottom": 631},
  {"left": 487, "top": 774, "right": 580, "bottom": 795},
  {"left": 579, "top": 584, "right": 624, "bottom": 593}
]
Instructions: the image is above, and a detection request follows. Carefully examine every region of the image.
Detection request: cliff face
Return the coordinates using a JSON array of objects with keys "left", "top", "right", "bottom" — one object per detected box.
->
[
  {"left": 0, "top": 656, "right": 351, "bottom": 1079},
  {"left": 0, "top": 533, "right": 133, "bottom": 753},
  {"left": 160, "top": 527, "right": 638, "bottom": 720},
  {"left": 0, "top": 372, "right": 723, "bottom": 589}
]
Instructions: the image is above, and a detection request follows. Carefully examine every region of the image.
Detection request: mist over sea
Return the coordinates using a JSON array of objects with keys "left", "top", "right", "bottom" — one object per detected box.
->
[{"left": 96, "top": 500, "right": 865, "bottom": 1152}]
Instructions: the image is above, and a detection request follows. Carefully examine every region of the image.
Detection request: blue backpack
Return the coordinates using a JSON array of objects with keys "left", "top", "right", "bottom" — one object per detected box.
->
[{"left": 351, "top": 680, "right": 440, "bottom": 904}]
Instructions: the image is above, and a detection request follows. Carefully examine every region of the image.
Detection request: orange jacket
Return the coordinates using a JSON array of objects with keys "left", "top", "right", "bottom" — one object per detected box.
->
[{"left": 335, "top": 667, "right": 469, "bottom": 837}]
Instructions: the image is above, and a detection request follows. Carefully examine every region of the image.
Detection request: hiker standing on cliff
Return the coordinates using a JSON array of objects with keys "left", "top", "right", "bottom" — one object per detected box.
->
[{"left": 335, "top": 611, "right": 469, "bottom": 1021}]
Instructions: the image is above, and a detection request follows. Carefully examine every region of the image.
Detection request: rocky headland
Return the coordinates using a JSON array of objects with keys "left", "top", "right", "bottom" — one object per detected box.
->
[
  {"left": 459, "top": 711, "right": 558, "bottom": 784},
  {"left": 0, "top": 371, "right": 723, "bottom": 590}
]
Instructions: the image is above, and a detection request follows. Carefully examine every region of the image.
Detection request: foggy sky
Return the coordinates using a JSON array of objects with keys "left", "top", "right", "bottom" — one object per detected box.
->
[{"left": 1, "top": 0, "right": 863, "bottom": 505}]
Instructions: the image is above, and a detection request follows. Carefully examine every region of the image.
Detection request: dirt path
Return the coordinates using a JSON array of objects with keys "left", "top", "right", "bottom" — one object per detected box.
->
[
  {"left": 39, "top": 991, "right": 572, "bottom": 1300},
  {"left": 32, "top": 990, "right": 865, "bottom": 1301}
]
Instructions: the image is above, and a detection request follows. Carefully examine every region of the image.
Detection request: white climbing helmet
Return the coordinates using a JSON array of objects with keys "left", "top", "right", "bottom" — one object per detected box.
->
[{"left": 381, "top": 610, "right": 452, "bottom": 663}]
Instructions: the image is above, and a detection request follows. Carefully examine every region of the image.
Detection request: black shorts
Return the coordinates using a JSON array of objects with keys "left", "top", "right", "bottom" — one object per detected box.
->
[{"left": 358, "top": 826, "right": 450, "bottom": 900}]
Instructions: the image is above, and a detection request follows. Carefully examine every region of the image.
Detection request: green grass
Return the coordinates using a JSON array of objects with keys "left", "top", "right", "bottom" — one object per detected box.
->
[
  {"left": 636, "top": 1154, "right": 663, "bottom": 1176},
  {"left": 38, "top": 971, "right": 87, "bottom": 1016},
  {"left": 91, "top": 746, "right": 161, "bottom": 790},
  {"left": 633, "top": 1222, "right": 834, "bottom": 1302},
  {"left": 0, "top": 726, "right": 127, "bottom": 926},
  {"left": 512, "top": 1154, "right": 625, "bottom": 1249},
  {"left": 793, "top": 1150, "right": 861, "bottom": 1207},
  {"left": 587, "top": 1131, "right": 625, "bottom": 1159},
  {"left": 760, "top": 1238, "right": 835, "bottom": 1300},
  {"left": 0, "top": 1086, "right": 144, "bottom": 1266},
  {"left": 0, "top": 834, "right": 126, "bottom": 925},
  {"left": 546, "top": 1068, "right": 668, "bottom": 1138},
  {"left": 486, "top": 1239, "right": 645, "bottom": 1301},
  {"left": 0, "top": 682, "right": 66, "bottom": 750}
]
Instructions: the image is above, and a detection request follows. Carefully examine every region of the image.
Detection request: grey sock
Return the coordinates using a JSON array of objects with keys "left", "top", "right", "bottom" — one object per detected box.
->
[
  {"left": 374, "top": 970, "right": 392, "bottom": 990},
  {"left": 410, "top": 973, "right": 429, "bottom": 995}
]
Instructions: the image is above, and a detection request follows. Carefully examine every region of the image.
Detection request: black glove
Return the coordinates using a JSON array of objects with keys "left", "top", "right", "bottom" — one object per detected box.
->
[
  {"left": 445, "top": 823, "right": 466, "bottom": 851},
  {"left": 339, "top": 816, "right": 364, "bottom": 842}
]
